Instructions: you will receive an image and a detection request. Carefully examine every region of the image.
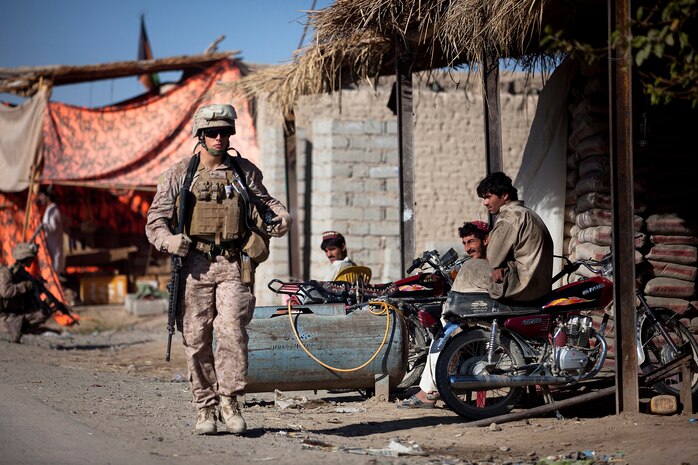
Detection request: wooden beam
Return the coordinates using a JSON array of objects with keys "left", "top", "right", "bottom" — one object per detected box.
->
[
  {"left": 396, "top": 53, "right": 415, "bottom": 278},
  {"left": 0, "top": 51, "right": 240, "bottom": 96},
  {"left": 465, "top": 386, "right": 616, "bottom": 427},
  {"left": 65, "top": 246, "right": 138, "bottom": 267},
  {"left": 608, "top": 0, "right": 639, "bottom": 414}
]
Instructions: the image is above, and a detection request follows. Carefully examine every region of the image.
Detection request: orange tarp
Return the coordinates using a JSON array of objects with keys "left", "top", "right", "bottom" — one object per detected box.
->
[
  {"left": 0, "top": 191, "right": 70, "bottom": 325},
  {"left": 1, "top": 58, "right": 259, "bottom": 312},
  {"left": 41, "top": 59, "right": 258, "bottom": 188}
]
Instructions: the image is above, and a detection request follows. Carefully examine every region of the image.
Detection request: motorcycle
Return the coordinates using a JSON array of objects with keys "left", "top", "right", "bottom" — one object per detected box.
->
[
  {"left": 267, "top": 248, "right": 463, "bottom": 390},
  {"left": 431, "top": 253, "right": 698, "bottom": 420}
]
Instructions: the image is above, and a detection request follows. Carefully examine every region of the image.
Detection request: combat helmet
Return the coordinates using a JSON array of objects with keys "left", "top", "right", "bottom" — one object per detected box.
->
[
  {"left": 12, "top": 243, "right": 38, "bottom": 261},
  {"left": 191, "top": 104, "right": 237, "bottom": 138}
]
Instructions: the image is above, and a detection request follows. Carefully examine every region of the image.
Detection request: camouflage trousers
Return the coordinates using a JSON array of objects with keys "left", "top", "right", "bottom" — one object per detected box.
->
[
  {"left": 181, "top": 252, "right": 255, "bottom": 409},
  {"left": 1, "top": 310, "right": 48, "bottom": 343}
]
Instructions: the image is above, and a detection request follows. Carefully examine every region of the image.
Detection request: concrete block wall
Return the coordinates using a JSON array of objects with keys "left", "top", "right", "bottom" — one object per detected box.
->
[
  {"left": 309, "top": 119, "right": 401, "bottom": 283},
  {"left": 252, "top": 71, "right": 541, "bottom": 304}
]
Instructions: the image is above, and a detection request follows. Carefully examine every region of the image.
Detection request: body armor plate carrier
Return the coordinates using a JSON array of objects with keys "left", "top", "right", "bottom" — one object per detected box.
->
[{"left": 187, "top": 169, "right": 245, "bottom": 245}]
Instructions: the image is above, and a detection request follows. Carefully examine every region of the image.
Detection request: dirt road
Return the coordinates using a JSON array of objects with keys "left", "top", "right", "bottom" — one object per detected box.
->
[{"left": 1, "top": 306, "right": 697, "bottom": 465}]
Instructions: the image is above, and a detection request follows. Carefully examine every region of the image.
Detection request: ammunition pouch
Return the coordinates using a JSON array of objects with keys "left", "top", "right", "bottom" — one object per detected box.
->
[
  {"left": 240, "top": 253, "right": 255, "bottom": 285},
  {"left": 242, "top": 230, "right": 270, "bottom": 264}
]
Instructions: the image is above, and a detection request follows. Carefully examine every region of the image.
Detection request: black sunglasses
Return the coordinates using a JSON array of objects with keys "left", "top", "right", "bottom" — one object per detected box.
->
[{"left": 202, "top": 128, "right": 233, "bottom": 138}]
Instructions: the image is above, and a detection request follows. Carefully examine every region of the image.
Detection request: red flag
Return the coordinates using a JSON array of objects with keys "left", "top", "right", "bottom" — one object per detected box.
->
[{"left": 137, "top": 14, "right": 160, "bottom": 91}]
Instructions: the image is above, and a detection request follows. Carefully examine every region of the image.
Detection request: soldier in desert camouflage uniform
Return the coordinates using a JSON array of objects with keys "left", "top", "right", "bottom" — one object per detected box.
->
[
  {"left": 145, "top": 104, "right": 291, "bottom": 436},
  {"left": 0, "top": 243, "right": 48, "bottom": 343}
]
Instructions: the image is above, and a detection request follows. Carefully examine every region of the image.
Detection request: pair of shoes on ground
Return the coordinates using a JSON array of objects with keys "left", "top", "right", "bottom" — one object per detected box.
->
[
  {"left": 397, "top": 391, "right": 439, "bottom": 409},
  {"left": 195, "top": 397, "right": 247, "bottom": 435}
]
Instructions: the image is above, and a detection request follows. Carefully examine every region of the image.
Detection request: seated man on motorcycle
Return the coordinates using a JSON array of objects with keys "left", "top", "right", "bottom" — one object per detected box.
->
[
  {"left": 399, "top": 172, "right": 553, "bottom": 408},
  {"left": 399, "top": 220, "right": 490, "bottom": 408},
  {"left": 452, "top": 171, "right": 553, "bottom": 301},
  {"left": 319, "top": 231, "right": 357, "bottom": 281}
]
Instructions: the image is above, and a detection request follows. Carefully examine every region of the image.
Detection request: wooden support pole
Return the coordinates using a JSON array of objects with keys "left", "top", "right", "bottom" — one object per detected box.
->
[
  {"left": 22, "top": 160, "right": 40, "bottom": 241},
  {"left": 608, "top": 0, "right": 639, "bottom": 413},
  {"left": 301, "top": 139, "right": 313, "bottom": 282},
  {"left": 481, "top": 46, "right": 502, "bottom": 176},
  {"left": 284, "top": 112, "right": 301, "bottom": 280},
  {"left": 680, "top": 362, "right": 694, "bottom": 415},
  {"left": 396, "top": 53, "right": 415, "bottom": 277}
]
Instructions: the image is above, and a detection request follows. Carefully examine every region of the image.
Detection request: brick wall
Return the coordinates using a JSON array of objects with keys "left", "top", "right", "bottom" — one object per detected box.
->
[{"left": 253, "top": 71, "right": 542, "bottom": 304}]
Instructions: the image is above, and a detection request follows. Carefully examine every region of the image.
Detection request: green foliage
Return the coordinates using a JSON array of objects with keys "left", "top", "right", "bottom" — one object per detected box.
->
[{"left": 542, "top": 0, "right": 698, "bottom": 107}]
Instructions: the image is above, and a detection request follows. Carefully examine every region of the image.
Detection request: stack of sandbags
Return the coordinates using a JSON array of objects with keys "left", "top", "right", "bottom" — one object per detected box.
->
[
  {"left": 561, "top": 71, "right": 615, "bottom": 363},
  {"left": 641, "top": 213, "right": 698, "bottom": 323},
  {"left": 563, "top": 72, "right": 609, "bottom": 266},
  {"left": 565, "top": 74, "right": 647, "bottom": 281}
]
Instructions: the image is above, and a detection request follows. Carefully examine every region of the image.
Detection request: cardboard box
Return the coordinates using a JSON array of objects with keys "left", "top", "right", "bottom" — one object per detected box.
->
[{"left": 80, "top": 275, "right": 128, "bottom": 305}]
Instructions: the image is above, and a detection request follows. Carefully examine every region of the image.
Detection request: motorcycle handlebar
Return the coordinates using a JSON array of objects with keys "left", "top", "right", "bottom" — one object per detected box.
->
[
  {"left": 552, "top": 253, "right": 614, "bottom": 284},
  {"left": 406, "top": 250, "right": 441, "bottom": 274}
]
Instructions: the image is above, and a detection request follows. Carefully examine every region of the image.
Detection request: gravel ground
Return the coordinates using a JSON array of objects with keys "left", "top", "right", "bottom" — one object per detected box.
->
[{"left": 1, "top": 305, "right": 697, "bottom": 465}]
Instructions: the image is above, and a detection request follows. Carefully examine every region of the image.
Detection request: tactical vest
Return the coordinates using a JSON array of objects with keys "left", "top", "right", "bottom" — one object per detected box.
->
[{"left": 186, "top": 168, "right": 246, "bottom": 245}]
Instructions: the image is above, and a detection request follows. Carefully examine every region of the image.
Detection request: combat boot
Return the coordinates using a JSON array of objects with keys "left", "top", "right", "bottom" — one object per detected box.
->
[
  {"left": 195, "top": 405, "right": 218, "bottom": 435},
  {"left": 220, "top": 396, "right": 246, "bottom": 435}
]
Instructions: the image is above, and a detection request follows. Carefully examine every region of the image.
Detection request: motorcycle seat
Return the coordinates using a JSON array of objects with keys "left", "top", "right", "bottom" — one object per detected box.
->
[
  {"left": 296, "top": 280, "right": 351, "bottom": 304},
  {"left": 444, "top": 291, "right": 545, "bottom": 318},
  {"left": 361, "top": 282, "right": 399, "bottom": 298}
]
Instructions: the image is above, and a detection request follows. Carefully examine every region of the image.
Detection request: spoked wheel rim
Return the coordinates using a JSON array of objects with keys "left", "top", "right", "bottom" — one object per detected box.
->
[
  {"left": 435, "top": 328, "right": 525, "bottom": 420},
  {"left": 641, "top": 311, "right": 698, "bottom": 396},
  {"left": 396, "top": 316, "right": 431, "bottom": 390}
]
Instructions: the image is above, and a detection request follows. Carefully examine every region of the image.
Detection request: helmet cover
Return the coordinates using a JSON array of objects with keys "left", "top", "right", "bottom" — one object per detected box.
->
[{"left": 192, "top": 104, "right": 237, "bottom": 137}]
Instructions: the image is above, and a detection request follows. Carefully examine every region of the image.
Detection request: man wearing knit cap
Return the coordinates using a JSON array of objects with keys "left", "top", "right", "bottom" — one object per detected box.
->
[
  {"left": 398, "top": 220, "right": 490, "bottom": 408},
  {"left": 320, "top": 231, "right": 356, "bottom": 281}
]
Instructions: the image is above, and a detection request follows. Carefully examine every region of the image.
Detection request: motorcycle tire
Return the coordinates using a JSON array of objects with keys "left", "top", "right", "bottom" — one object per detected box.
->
[
  {"left": 396, "top": 318, "right": 431, "bottom": 390},
  {"left": 640, "top": 309, "right": 698, "bottom": 398},
  {"left": 435, "top": 328, "right": 525, "bottom": 421}
]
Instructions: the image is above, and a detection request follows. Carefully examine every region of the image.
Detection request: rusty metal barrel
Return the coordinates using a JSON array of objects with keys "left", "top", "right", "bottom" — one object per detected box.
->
[{"left": 245, "top": 303, "right": 407, "bottom": 395}]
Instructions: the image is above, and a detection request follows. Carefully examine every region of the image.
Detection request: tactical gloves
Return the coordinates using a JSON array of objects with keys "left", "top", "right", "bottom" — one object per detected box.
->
[
  {"left": 267, "top": 211, "right": 292, "bottom": 237},
  {"left": 163, "top": 233, "right": 192, "bottom": 257}
]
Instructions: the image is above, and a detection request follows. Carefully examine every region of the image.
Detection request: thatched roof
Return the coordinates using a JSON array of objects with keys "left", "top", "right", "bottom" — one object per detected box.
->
[
  {"left": 225, "top": 0, "right": 605, "bottom": 117},
  {"left": 0, "top": 50, "right": 240, "bottom": 97}
]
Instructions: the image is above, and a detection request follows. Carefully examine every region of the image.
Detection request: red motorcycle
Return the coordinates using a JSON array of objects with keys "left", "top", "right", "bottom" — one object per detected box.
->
[
  {"left": 431, "top": 253, "right": 698, "bottom": 420},
  {"left": 267, "top": 248, "right": 463, "bottom": 390}
]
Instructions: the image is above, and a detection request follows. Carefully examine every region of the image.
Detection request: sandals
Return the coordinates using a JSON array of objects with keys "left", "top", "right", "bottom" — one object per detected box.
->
[{"left": 397, "top": 393, "right": 438, "bottom": 409}]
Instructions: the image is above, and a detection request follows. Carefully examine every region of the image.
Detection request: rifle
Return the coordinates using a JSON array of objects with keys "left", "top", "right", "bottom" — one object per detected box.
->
[
  {"left": 14, "top": 267, "right": 79, "bottom": 325},
  {"left": 14, "top": 224, "right": 78, "bottom": 325},
  {"left": 165, "top": 198, "right": 185, "bottom": 362},
  {"left": 165, "top": 155, "right": 198, "bottom": 362}
]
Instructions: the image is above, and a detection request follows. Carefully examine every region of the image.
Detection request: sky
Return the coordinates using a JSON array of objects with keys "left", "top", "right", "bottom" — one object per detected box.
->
[{"left": 0, "top": 0, "right": 333, "bottom": 108}]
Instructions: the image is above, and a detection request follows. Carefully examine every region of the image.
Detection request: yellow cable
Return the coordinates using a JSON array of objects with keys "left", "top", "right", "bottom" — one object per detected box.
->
[{"left": 286, "top": 300, "right": 395, "bottom": 372}]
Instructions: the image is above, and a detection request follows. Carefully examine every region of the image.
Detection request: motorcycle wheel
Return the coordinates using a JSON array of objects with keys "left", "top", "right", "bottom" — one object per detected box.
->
[
  {"left": 640, "top": 310, "right": 698, "bottom": 397},
  {"left": 396, "top": 317, "right": 431, "bottom": 390},
  {"left": 435, "top": 328, "right": 525, "bottom": 421}
]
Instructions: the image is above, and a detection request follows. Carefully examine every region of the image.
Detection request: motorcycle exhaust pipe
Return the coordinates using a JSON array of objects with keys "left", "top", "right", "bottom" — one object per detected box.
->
[{"left": 449, "top": 374, "right": 577, "bottom": 390}]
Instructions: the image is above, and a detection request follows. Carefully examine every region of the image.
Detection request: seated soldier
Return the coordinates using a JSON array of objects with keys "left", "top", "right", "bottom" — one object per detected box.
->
[{"left": 0, "top": 243, "right": 48, "bottom": 343}]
